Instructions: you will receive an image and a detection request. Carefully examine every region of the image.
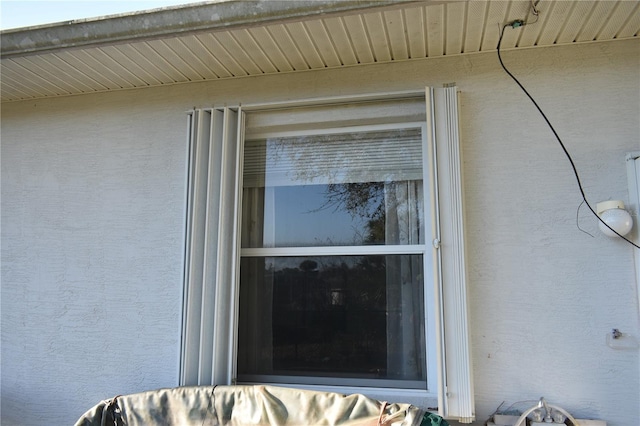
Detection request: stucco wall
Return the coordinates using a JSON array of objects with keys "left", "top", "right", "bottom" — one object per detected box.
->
[{"left": 2, "top": 39, "right": 639, "bottom": 425}]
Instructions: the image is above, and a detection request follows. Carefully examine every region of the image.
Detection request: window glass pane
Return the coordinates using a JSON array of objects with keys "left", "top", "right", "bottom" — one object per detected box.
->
[
  {"left": 241, "top": 128, "right": 425, "bottom": 248},
  {"left": 242, "top": 181, "right": 423, "bottom": 247},
  {"left": 243, "top": 128, "right": 423, "bottom": 188},
  {"left": 237, "top": 255, "right": 426, "bottom": 389}
]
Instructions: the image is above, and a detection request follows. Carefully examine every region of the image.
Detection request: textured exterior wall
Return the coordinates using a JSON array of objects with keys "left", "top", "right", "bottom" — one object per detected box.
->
[
  {"left": 1, "top": 93, "right": 188, "bottom": 424},
  {"left": 2, "top": 39, "right": 639, "bottom": 425}
]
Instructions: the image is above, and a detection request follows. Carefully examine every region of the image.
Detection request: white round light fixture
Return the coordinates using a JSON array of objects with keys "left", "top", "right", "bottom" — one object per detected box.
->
[{"left": 596, "top": 200, "right": 633, "bottom": 237}]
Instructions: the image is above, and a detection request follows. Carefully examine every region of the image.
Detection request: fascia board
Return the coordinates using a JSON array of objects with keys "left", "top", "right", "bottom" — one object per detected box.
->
[{"left": 0, "top": 0, "right": 427, "bottom": 58}]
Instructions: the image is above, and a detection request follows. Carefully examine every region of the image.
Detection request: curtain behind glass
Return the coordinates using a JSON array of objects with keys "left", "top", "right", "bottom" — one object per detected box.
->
[
  {"left": 239, "top": 189, "right": 272, "bottom": 374},
  {"left": 384, "top": 181, "right": 425, "bottom": 381}
]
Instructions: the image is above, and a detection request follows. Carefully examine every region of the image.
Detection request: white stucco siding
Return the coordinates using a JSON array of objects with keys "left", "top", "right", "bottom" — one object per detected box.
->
[
  {"left": 1, "top": 96, "right": 189, "bottom": 425},
  {"left": 462, "top": 41, "right": 640, "bottom": 425},
  {"left": 1, "top": 39, "right": 639, "bottom": 425}
]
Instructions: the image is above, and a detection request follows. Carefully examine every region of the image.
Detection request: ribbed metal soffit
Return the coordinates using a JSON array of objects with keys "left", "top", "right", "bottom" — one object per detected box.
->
[{"left": 1, "top": 0, "right": 638, "bottom": 102}]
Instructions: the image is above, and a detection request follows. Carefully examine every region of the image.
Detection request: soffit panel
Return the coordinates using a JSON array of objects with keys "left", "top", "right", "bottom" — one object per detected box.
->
[
  {"left": 340, "top": 15, "right": 375, "bottom": 64},
  {"left": 194, "top": 32, "right": 251, "bottom": 76},
  {"left": 463, "top": 1, "right": 487, "bottom": 54},
  {"left": 1, "top": 0, "right": 638, "bottom": 102},
  {"left": 323, "top": 17, "right": 359, "bottom": 65},
  {"left": 425, "top": 4, "right": 445, "bottom": 57},
  {"left": 404, "top": 5, "right": 427, "bottom": 58}
]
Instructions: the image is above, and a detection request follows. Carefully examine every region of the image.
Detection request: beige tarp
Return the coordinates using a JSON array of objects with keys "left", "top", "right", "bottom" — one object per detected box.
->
[{"left": 74, "top": 385, "right": 443, "bottom": 426}]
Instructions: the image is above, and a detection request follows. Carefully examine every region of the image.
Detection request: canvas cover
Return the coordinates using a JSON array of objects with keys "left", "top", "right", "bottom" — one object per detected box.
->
[{"left": 74, "top": 385, "right": 445, "bottom": 426}]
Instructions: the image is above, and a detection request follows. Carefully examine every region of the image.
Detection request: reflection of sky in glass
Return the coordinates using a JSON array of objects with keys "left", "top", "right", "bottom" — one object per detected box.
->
[
  {"left": 264, "top": 184, "right": 380, "bottom": 247},
  {"left": 244, "top": 127, "right": 425, "bottom": 248}
]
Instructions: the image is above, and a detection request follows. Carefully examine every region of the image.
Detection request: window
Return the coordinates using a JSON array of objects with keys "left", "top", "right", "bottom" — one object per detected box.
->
[
  {"left": 238, "top": 125, "right": 430, "bottom": 390},
  {"left": 180, "top": 89, "right": 474, "bottom": 423}
]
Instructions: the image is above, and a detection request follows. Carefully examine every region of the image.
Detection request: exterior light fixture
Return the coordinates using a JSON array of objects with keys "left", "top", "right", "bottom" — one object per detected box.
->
[{"left": 596, "top": 200, "right": 633, "bottom": 237}]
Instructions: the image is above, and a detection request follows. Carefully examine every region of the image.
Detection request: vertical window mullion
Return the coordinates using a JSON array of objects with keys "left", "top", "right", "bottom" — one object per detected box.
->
[{"left": 421, "top": 117, "right": 440, "bottom": 397}]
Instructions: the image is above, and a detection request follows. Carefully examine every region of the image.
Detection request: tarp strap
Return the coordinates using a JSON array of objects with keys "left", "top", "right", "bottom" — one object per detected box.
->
[
  {"left": 378, "top": 401, "right": 388, "bottom": 426},
  {"left": 101, "top": 396, "right": 122, "bottom": 426}
]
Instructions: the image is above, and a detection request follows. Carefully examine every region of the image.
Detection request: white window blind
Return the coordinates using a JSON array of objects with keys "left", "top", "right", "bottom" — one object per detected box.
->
[{"left": 243, "top": 127, "right": 423, "bottom": 187}]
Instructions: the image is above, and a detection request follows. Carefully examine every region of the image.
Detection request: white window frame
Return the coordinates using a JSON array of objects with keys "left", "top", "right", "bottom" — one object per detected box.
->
[
  {"left": 238, "top": 120, "right": 436, "bottom": 395},
  {"left": 180, "top": 88, "right": 474, "bottom": 423}
]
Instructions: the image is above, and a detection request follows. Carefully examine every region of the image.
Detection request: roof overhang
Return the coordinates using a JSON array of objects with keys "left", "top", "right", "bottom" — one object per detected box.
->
[
  {"left": 0, "top": 0, "right": 424, "bottom": 58},
  {"left": 1, "top": 0, "right": 638, "bottom": 103}
]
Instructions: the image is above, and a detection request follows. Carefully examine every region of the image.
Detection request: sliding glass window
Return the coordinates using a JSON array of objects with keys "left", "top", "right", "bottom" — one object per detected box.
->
[{"left": 238, "top": 125, "right": 429, "bottom": 389}]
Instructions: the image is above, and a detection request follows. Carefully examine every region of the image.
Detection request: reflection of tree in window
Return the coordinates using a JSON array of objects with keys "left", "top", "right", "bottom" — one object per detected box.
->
[{"left": 318, "top": 182, "right": 385, "bottom": 244}]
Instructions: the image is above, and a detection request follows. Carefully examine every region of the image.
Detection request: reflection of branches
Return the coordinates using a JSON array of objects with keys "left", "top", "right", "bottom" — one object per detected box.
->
[
  {"left": 320, "top": 182, "right": 383, "bottom": 217},
  {"left": 266, "top": 135, "right": 344, "bottom": 184},
  {"left": 318, "top": 182, "right": 386, "bottom": 244},
  {"left": 266, "top": 130, "right": 409, "bottom": 185},
  {"left": 260, "top": 131, "right": 418, "bottom": 245}
]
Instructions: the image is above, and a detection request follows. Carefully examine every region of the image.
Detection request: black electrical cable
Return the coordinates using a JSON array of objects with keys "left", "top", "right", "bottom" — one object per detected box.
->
[{"left": 497, "top": 23, "right": 639, "bottom": 249}]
